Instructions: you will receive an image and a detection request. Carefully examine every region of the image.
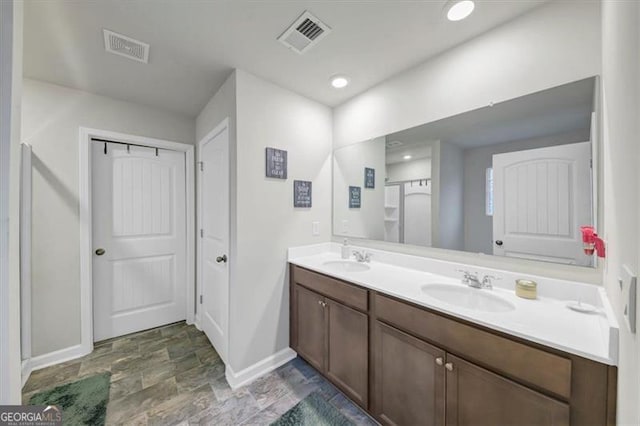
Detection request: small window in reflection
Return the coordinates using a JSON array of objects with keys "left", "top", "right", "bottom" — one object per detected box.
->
[{"left": 486, "top": 167, "right": 494, "bottom": 216}]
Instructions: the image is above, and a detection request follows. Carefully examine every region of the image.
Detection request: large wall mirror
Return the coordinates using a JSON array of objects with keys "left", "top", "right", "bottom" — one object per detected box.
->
[{"left": 333, "top": 77, "right": 598, "bottom": 268}]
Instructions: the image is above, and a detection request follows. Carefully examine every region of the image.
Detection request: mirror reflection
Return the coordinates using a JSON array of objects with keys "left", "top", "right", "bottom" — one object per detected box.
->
[{"left": 333, "top": 77, "right": 597, "bottom": 267}]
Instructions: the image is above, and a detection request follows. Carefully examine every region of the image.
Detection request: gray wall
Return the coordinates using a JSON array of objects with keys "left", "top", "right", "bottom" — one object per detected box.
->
[
  {"left": 436, "top": 141, "right": 464, "bottom": 250},
  {"left": 231, "top": 70, "right": 332, "bottom": 372},
  {"left": 333, "top": 137, "right": 386, "bottom": 239},
  {"left": 196, "top": 69, "right": 333, "bottom": 374},
  {"left": 462, "top": 128, "right": 590, "bottom": 254},
  {"left": 601, "top": 1, "right": 640, "bottom": 424},
  {"left": 21, "top": 79, "right": 195, "bottom": 356}
]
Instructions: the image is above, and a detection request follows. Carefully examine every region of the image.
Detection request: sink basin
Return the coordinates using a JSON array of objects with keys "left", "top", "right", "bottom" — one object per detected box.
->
[
  {"left": 421, "top": 284, "right": 515, "bottom": 313},
  {"left": 322, "top": 260, "right": 371, "bottom": 273}
]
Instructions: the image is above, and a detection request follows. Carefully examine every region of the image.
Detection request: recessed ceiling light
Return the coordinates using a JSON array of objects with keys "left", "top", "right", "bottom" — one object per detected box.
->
[
  {"left": 403, "top": 155, "right": 412, "bottom": 160},
  {"left": 445, "top": 0, "right": 475, "bottom": 21},
  {"left": 330, "top": 75, "right": 350, "bottom": 89}
]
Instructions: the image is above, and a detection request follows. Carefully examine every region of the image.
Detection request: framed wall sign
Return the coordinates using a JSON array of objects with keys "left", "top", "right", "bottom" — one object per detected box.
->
[
  {"left": 349, "top": 186, "right": 361, "bottom": 208},
  {"left": 294, "top": 180, "right": 312, "bottom": 208},
  {"left": 265, "top": 147, "right": 288, "bottom": 179},
  {"left": 364, "top": 167, "right": 375, "bottom": 189}
]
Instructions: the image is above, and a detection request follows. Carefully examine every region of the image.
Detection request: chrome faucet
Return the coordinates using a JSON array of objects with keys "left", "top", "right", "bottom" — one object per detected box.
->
[
  {"left": 458, "top": 270, "right": 481, "bottom": 288},
  {"left": 457, "top": 270, "right": 498, "bottom": 289},
  {"left": 352, "top": 250, "right": 372, "bottom": 263}
]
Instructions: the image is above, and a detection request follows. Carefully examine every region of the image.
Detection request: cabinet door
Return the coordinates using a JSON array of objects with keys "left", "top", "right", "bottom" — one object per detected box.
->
[
  {"left": 445, "top": 354, "right": 570, "bottom": 426},
  {"left": 326, "top": 299, "right": 369, "bottom": 408},
  {"left": 295, "top": 285, "right": 326, "bottom": 371},
  {"left": 373, "top": 321, "right": 445, "bottom": 426}
]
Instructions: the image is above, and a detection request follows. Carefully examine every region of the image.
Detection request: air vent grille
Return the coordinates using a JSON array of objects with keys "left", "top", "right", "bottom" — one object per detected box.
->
[
  {"left": 278, "top": 11, "right": 331, "bottom": 54},
  {"left": 103, "top": 29, "right": 150, "bottom": 63},
  {"left": 386, "top": 140, "right": 404, "bottom": 148},
  {"left": 296, "top": 18, "right": 324, "bottom": 40}
]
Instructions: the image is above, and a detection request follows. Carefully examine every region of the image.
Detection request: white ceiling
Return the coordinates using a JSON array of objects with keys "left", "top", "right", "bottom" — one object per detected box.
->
[
  {"left": 23, "top": 0, "right": 547, "bottom": 118},
  {"left": 386, "top": 77, "right": 595, "bottom": 150}
]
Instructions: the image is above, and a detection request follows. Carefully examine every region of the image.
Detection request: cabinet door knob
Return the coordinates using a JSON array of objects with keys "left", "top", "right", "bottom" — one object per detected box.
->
[
  {"left": 445, "top": 362, "right": 454, "bottom": 371},
  {"left": 95, "top": 248, "right": 106, "bottom": 256},
  {"left": 435, "top": 357, "right": 444, "bottom": 366}
]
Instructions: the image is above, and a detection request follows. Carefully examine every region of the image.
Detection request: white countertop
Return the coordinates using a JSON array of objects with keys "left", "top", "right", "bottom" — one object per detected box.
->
[{"left": 288, "top": 243, "right": 618, "bottom": 365}]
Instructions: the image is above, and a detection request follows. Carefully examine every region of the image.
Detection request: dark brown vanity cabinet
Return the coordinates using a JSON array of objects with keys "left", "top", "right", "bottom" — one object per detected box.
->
[
  {"left": 290, "top": 266, "right": 369, "bottom": 408},
  {"left": 373, "top": 319, "right": 570, "bottom": 426},
  {"left": 294, "top": 284, "right": 326, "bottom": 372},
  {"left": 445, "top": 354, "right": 570, "bottom": 426},
  {"left": 374, "top": 321, "right": 446, "bottom": 426},
  {"left": 289, "top": 265, "right": 617, "bottom": 426}
]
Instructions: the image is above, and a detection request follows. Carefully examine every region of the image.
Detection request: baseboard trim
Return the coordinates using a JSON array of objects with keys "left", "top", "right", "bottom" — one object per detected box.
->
[
  {"left": 21, "top": 360, "right": 31, "bottom": 388},
  {"left": 225, "top": 348, "right": 297, "bottom": 390},
  {"left": 28, "top": 344, "right": 89, "bottom": 373}
]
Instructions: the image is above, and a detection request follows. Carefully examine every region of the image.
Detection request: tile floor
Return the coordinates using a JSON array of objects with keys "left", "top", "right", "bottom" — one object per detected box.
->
[{"left": 22, "top": 321, "right": 379, "bottom": 426}]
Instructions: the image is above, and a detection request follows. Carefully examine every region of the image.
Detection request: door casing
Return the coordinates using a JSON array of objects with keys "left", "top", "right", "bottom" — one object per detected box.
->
[
  {"left": 79, "top": 127, "right": 195, "bottom": 357},
  {"left": 196, "top": 117, "right": 230, "bottom": 363}
]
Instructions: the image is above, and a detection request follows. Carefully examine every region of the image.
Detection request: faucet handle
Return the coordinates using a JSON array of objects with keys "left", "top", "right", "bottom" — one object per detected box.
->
[
  {"left": 481, "top": 275, "right": 501, "bottom": 287},
  {"left": 456, "top": 269, "right": 472, "bottom": 284}
]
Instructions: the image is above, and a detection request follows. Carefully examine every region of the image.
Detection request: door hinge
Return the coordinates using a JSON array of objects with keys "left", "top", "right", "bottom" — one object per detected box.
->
[
  {"left": 199, "top": 295, "right": 203, "bottom": 304},
  {"left": 200, "top": 229, "right": 204, "bottom": 238},
  {"left": 199, "top": 161, "right": 204, "bottom": 171},
  {"left": 590, "top": 159, "right": 593, "bottom": 169}
]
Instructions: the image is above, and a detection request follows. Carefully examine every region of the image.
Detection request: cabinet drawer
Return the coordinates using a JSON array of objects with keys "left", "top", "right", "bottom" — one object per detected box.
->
[
  {"left": 375, "top": 293, "right": 572, "bottom": 400},
  {"left": 292, "top": 266, "right": 368, "bottom": 311}
]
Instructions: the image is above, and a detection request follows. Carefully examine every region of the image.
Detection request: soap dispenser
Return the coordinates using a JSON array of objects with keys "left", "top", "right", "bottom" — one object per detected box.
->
[{"left": 341, "top": 239, "right": 350, "bottom": 259}]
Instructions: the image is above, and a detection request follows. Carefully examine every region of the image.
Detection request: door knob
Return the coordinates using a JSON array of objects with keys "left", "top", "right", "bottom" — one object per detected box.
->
[
  {"left": 495, "top": 240, "right": 503, "bottom": 246},
  {"left": 445, "top": 362, "right": 454, "bottom": 371},
  {"left": 216, "top": 254, "right": 228, "bottom": 263},
  {"left": 95, "top": 248, "right": 106, "bottom": 256},
  {"left": 435, "top": 357, "right": 444, "bottom": 366}
]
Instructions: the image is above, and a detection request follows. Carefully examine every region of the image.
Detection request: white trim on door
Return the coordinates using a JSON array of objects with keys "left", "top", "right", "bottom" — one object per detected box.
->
[
  {"left": 195, "top": 117, "right": 229, "bottom": 339},
  {"left": 20, "top": 142, "right": 32, "bottom": 364},
  {"left": 79, "top": 127, "right": 195, "bottom": 356}
]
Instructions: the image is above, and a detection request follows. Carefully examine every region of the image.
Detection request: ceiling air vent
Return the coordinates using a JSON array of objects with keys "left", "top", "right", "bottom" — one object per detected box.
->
[
  {"left": 278, "top": 11, "right": 331, "bottom": 54},
  {"left": 103, "top": 29, "right": 150, "bottom": 63}
]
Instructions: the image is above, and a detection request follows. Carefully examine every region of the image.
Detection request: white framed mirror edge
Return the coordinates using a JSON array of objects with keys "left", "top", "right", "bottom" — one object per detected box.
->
[{"left": 330, "top": 75, "right": 604, "bottom": 285}]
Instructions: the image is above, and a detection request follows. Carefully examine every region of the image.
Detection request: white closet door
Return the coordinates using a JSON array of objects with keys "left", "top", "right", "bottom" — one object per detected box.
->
[
  {"left": 198, "top": 123, "right": 229, "bottom": 363},
  {"left": 403, "top": 182, "right": 432, "bottom": 247},
  {"left": 492, "top": 142, "right": 592, "bottom": 265},
  {"left": 92, "top": 142, "right": 187, "bottom": 341}
]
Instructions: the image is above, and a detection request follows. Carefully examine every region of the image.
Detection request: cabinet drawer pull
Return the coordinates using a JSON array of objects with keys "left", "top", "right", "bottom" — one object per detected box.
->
[
  {"left": 435, "top": 357, "right": 444, "bottom": 366},
  {"left": 445, "top": 362, "right": 454, "bottom": 371}
]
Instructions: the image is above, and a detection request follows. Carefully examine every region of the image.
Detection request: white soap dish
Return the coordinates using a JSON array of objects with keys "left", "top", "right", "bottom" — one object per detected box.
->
[{"left": 566, "top": 301, "right": 599, "bottom": 314}]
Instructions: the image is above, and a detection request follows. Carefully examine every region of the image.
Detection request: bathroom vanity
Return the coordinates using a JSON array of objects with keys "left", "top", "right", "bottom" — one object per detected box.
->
[{"left": 288, "top": 244, "right": 618, "bottom": 426}]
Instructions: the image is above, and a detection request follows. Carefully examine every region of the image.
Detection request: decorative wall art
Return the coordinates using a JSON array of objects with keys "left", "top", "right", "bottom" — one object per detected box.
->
[
  {"left": 364, "top": 167, "right": 375, "bottom": 189},
  {"left": 265, "top": 147, "right": 288, "bottom": 179},
  {"left": 349, "top": 186, "right": 361, "bottom": 208},
  {"left": 294, "top": 180, "right": 312, "bottom": 208}
]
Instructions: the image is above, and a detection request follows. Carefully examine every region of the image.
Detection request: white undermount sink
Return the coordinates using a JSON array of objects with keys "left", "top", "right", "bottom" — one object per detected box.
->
[
  {"left": 322, "top": 260, "right": 371, "bottom": 272},
  {"left": 421, "top": 283, "right": 515, "bottom": 313}
]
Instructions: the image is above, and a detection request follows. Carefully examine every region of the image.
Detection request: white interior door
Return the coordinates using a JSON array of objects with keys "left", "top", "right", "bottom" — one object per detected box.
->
[
  {"left": 92, "top": 142, "right": 187, "bottom": 341},
  {"left": 198, "top": 122, "right": 229, "bottom": 363},
  {"left": 492, "top": 141, "right": 592, "bottom": 265},
  {"left": 403, "top": 181, "right": 432, "bottom": 247}
]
